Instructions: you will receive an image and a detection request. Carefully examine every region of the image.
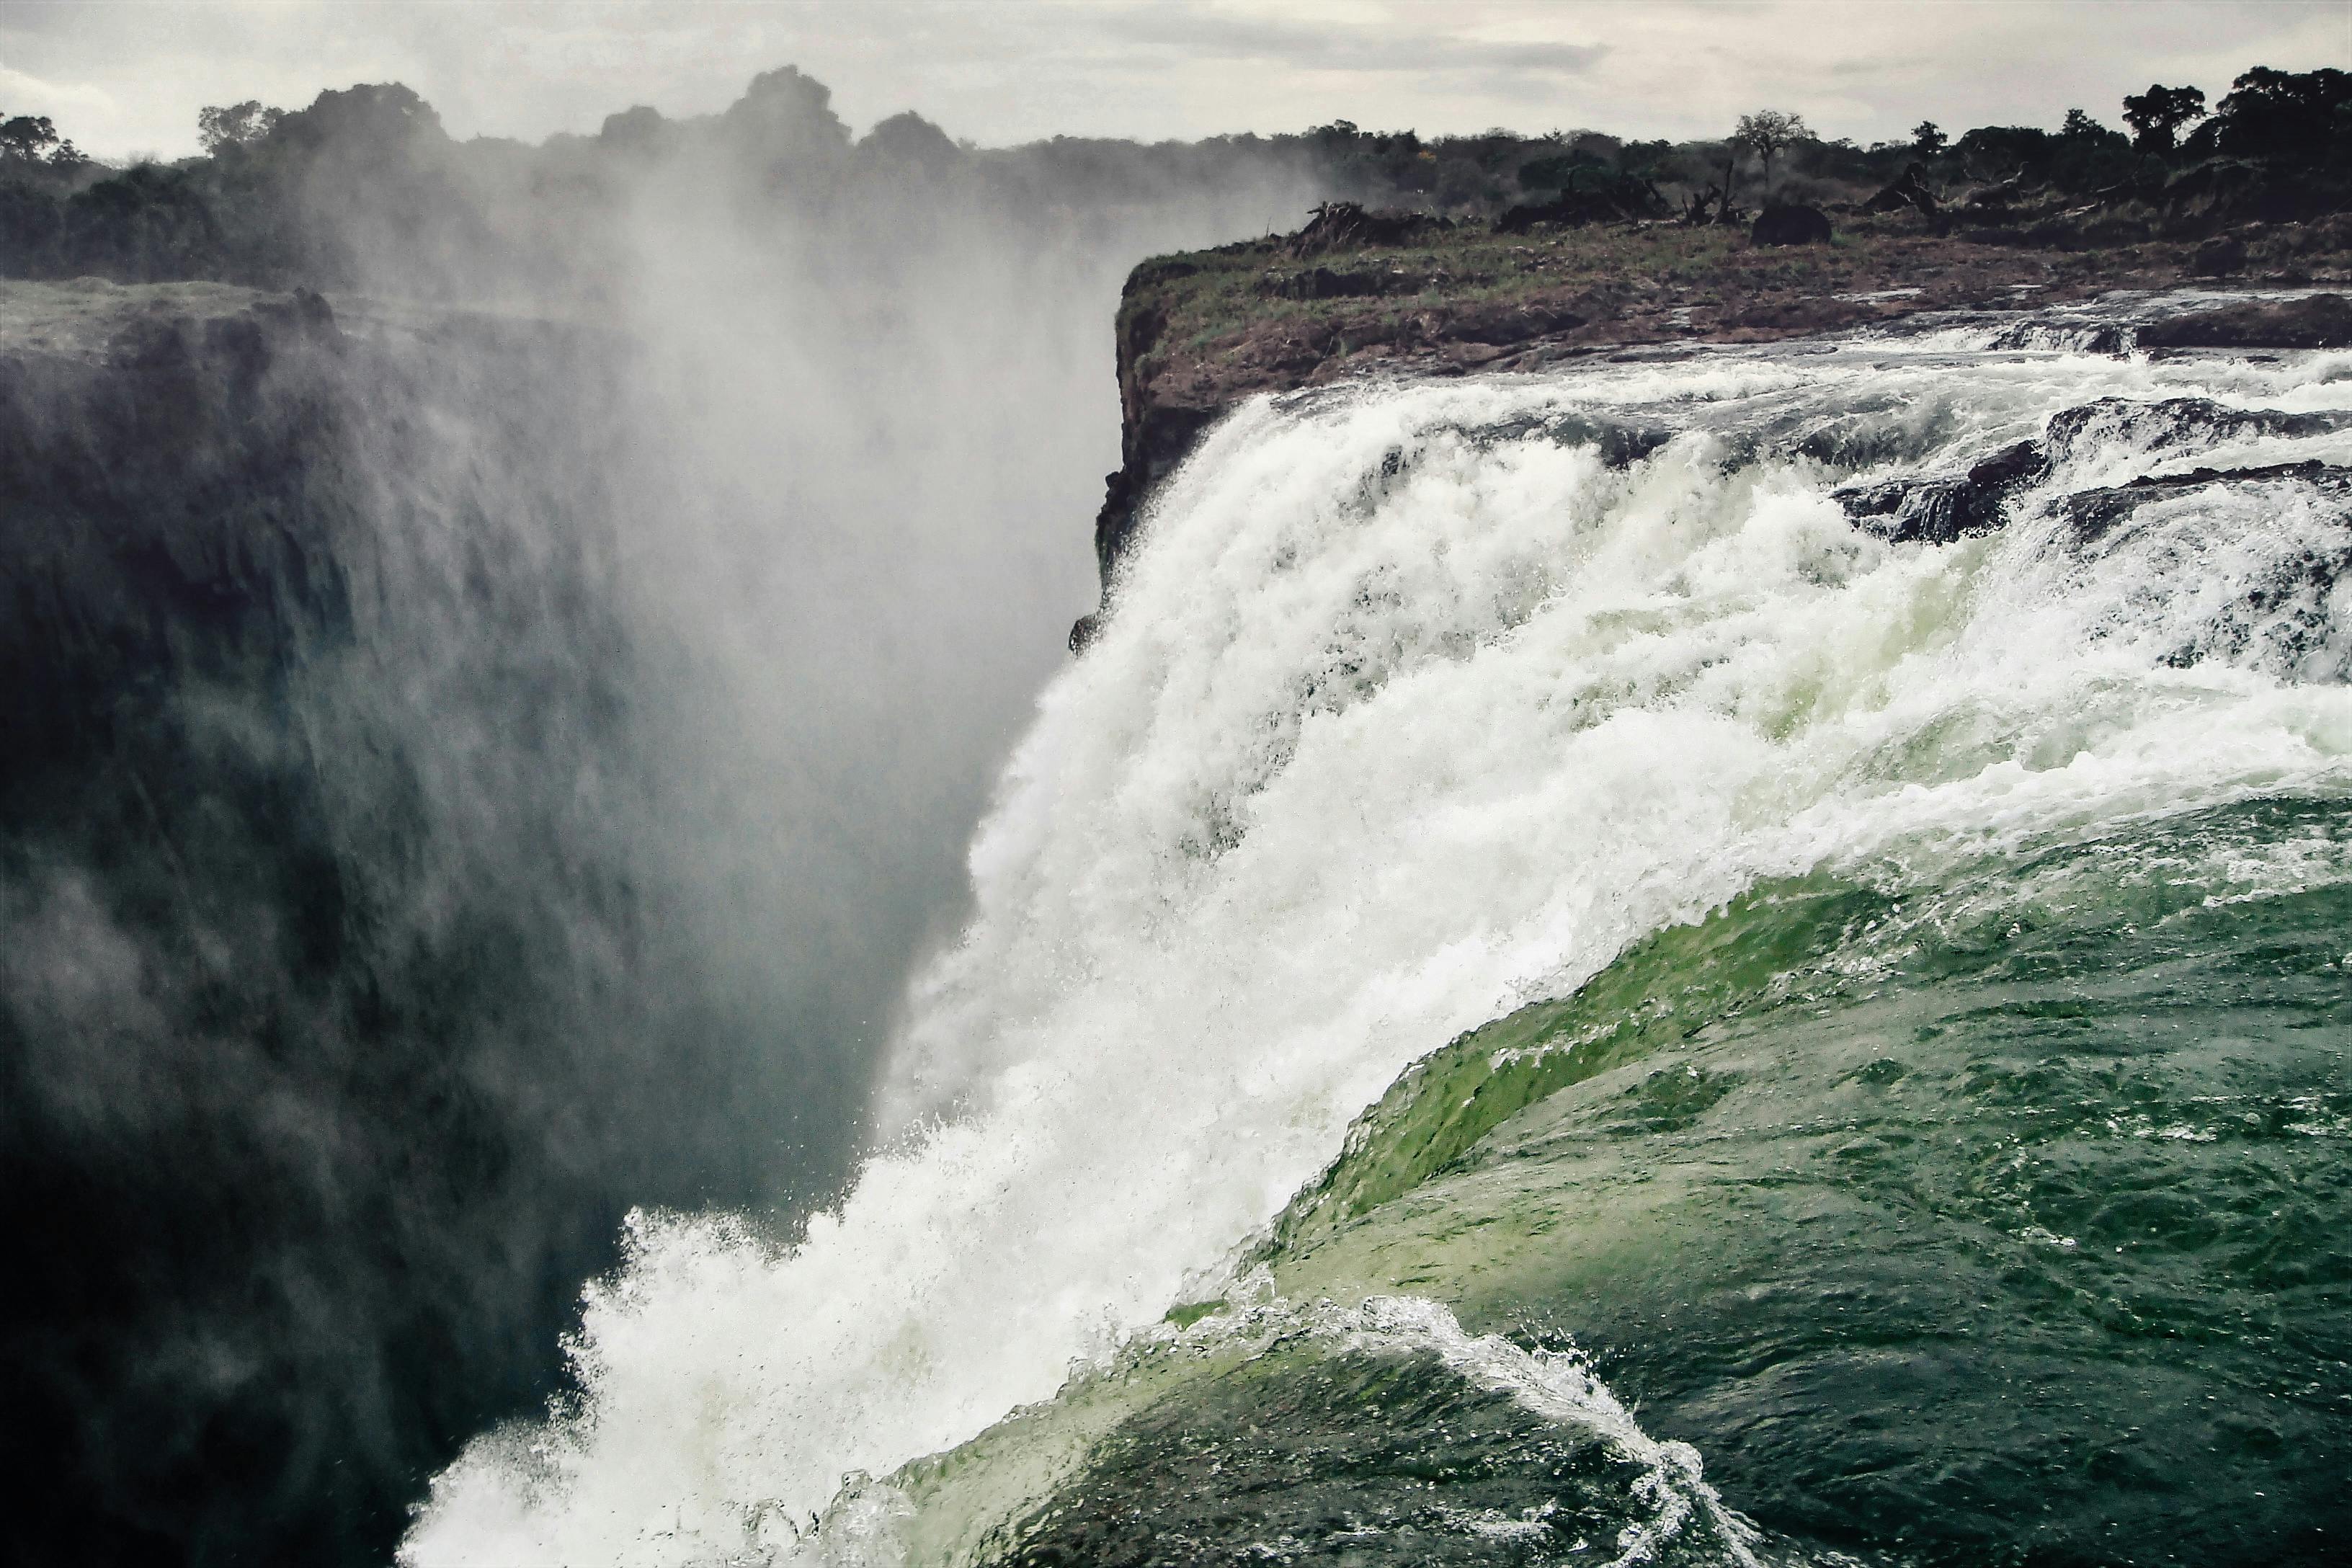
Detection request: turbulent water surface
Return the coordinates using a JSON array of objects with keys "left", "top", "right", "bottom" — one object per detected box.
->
[{"left": 405, "top": 298, "right": 2352, "bottom": 1567}]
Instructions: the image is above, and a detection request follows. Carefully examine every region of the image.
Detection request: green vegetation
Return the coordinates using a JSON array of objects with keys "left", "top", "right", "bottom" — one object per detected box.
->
[
  {"left": 1, "top": 65, "right": 2343, "bottom": 295},
  {"left": 1161, "top": 1298, "right": 1227, "bottom": 1329},
  {"left": 1129, "top": 222, "right": 1697, "bottom": 362}
]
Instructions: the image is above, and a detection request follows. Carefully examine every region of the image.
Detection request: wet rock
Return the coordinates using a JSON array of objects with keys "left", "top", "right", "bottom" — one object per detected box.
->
[
  {"left": 2060, "top": 460, "right": 2351, "bottom": 542},
  {"left": 1983, "top": 319, "right": 2129, "bottom": 353},
  {"left": 2043, "top": 396, "right": 2352, "bottom": 464},
  {"left": 2135, "top": 293, "right": 2352, "bottom": 349},
  {"left": 1835, "top": 440, "right": 2046, "bottom": 544},
  {"left": 1752, "top": 204, "right": 1833, "bottom": 246}
]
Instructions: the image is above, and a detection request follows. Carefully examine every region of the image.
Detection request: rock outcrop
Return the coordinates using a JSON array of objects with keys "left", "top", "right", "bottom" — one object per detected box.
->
[
  {"left": 0, "top": 279, "right": 729, "bottom": 1566},
  {"left": 1072, "top": 211, "right": 2352, "bottom": 651},
  {"left": 1283, "top": 201, "right": 1453, "bottom": 257},
  {"left": 1835, "top": 439, "right": 2047, "bottom": 543}
]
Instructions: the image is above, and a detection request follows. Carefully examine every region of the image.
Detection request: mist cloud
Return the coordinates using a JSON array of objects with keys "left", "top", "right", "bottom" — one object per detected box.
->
[{"left": 0, "top": 64, "right": 1339, "bottom": 1564}]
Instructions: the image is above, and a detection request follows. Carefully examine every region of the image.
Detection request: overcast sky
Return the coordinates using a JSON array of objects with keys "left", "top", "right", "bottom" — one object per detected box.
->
[{"left": 5, "top": 1, "right": 2346, "bottom": 162}]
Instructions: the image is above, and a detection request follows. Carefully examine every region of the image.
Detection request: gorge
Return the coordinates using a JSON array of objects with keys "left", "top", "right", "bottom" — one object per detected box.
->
[
  {"left": 6, "top": 58, "right": 2352, "bottom": 1568},
  {"left": 400, "top": 283, "right": 2352, "bottom": 1568}
]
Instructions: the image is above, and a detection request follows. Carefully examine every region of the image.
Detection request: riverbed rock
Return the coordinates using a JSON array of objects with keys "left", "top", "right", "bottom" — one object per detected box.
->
[{"left": 1834, "top": 439, "right": 2046, "bottom": 543}]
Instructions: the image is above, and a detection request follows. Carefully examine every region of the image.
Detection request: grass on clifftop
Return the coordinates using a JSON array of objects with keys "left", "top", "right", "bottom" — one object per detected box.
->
[
  {"left": 1143, "top": 222, "right": 1754, "bottom": 354},
  {"left": 1120, "top": 210, "right": 2352, "bottom": 408}
]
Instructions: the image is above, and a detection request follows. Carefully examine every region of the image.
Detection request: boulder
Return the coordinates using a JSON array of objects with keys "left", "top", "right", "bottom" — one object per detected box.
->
[
  {"left": 1752, "top": 204, "right": 1832, "bottom": 246},
  {"left": 1834, "top": 439, "right": 2046, "bottom": 544},
  {"left": 2190, "top": 236, "right": 2248, "bottom": 276}
]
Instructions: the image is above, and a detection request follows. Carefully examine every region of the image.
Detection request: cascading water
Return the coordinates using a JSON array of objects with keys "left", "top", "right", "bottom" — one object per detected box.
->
[{"left": 404, "top": 301, "right": 2352, "bottom": 1567}]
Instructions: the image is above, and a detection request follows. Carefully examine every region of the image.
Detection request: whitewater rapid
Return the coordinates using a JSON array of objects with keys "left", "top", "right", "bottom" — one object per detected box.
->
[{"left": 402, "top": 309, "right": 2352, "bottom": 1565}]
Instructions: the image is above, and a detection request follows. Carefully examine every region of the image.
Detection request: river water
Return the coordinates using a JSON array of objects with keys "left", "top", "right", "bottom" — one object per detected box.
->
[{"left": 405, "top": 297, "right": 2352, "bottom": 1567}]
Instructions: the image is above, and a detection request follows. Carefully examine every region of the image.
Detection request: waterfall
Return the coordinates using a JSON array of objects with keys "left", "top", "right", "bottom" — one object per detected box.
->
[{"left": 404, "top": 306, "right": 2352, "bottom": 1567}]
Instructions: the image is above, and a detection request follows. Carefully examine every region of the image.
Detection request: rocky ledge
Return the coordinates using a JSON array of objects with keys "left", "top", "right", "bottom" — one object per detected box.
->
[{"left": 1072, "top": 208, "right": 2352, "bottom": 651}]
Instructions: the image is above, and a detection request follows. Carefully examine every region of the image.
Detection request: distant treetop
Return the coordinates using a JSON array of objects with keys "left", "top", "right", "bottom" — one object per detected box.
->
[
  {"left": 197, "top": 101, "right": 286, "bottom": 154},
  {"left": 1733, "top": 109, "right": 1811, "bottom": 189},
  {"left": 2121, "top": 84, "right": 2207, "bottom": 153}
]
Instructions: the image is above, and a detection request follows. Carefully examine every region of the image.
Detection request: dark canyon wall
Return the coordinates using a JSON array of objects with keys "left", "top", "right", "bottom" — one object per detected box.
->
[{"left": 0, "top": 281, "right": 867, "bottom": 1564}]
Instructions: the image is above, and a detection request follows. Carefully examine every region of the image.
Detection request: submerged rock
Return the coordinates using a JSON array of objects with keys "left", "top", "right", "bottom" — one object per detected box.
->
[
  {"left": 2059, "top": 460, "right": 2351, "bottom": 541},
  {"left": 2043, "top": 394, "right": 2352, "bottom": 463}
]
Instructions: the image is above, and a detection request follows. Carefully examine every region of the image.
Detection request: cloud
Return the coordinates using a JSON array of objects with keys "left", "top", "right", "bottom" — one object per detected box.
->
[
  {"left": 6, "top": 0, "right": 2348, "bottom": 161},
  {"left": 1101, "top": 4, "right": 1608, "bottom": 78},
  {"left": 0, "top": 62, "right": 118, "bottom": 117}
]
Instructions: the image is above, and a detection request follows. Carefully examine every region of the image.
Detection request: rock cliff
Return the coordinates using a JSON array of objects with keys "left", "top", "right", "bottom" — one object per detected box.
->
[
  {"left": 1074, "top": 210, "right": 2352, "bottom": 650},
  {"left": 0, "top": 280, "right": 746, "bottom": 1567}
]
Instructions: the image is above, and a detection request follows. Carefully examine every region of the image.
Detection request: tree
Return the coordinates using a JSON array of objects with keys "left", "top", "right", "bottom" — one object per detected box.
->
[
  {"left": 1953, "top": 124, "right": 2051, "bottom": 180},
  {"left": 2059, "top": 108, "right": 2106, "bottom": 141},
  {"left": 197, "top": 100, "right": 285, "bottom": 154},
  {"left": 2120, "top": 84, "right": 2206, "bottom": 153},
  {"left": 2186, "top": 66, "right": 2351, "bottom": 165},
  {"left": 1912, "top": 120, "right": 1948, "bottom": 159},
  {"left": 1734, "top": 109, "right": 1810, "bottom": 191},
  {"left": 0, "top": 113, "right": 59, "bottom": 164}
]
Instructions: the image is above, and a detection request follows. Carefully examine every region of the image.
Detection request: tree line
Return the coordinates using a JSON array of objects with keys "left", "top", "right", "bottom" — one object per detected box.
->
[{"left": 0, "top": 63, "right": 2343, "bottom": 290}]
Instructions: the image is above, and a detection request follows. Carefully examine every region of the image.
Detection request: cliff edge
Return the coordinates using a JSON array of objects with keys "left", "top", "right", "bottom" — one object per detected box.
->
[{"left": 1073, "top": 207, "right": 2352, "bottom": 651}]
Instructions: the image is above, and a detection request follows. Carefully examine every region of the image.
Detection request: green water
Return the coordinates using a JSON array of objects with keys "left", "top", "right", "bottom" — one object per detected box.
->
[{"left": 979, "top": 801, "right": 2352, "bottom": 1566}]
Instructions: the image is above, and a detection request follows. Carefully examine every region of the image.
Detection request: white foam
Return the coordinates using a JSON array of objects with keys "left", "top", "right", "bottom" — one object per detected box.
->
[{"left": 402, "top": 332, "right": 2352, "bottom": 1567}]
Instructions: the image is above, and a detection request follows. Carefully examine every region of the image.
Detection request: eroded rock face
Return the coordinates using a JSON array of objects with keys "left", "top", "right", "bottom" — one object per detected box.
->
[{"left": 0, "top": 280, "right": 805, "bottom": 1568}]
